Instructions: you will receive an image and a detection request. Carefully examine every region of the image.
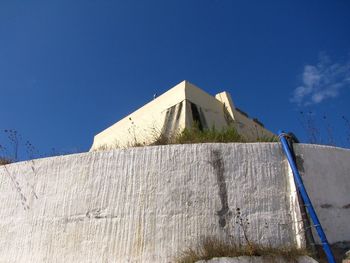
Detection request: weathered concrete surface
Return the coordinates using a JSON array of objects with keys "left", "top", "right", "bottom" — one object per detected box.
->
[
  {"left": 195, "top": 256, "right": 318, "bottom": 263},
  {"left": 1, "top": 143, "right": 349, "bottom": 262},
  {"left": 294, "top": 144, "right": 350, "bottom": 244},
  {"left": 0, "top": 143, "right": 303, "bottom": 263}
]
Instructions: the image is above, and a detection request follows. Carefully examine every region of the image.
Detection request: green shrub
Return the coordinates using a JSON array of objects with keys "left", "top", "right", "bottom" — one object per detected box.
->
[
  {"left": 151, "top": 124, "right": 246, "bottom": 146},
  {"left": 175, "top": 125, "right": 245, "bottom": 144}
]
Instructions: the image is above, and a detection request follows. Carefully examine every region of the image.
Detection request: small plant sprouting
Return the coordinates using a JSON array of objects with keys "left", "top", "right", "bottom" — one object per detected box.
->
[
  {"left": 0, "top": 157, "right": 12, "bottom": 165},
  {"left": 297, "top": 111, "right": 350, "bottom": 148},
  {"left": 234, "top": 208, "right": 252, "bottom": 252},
  {"left": 176, "top": 206, "right": 310, "bottom": 263},
  {"left": 0, "top": 143, "right": 12, "bottom": 165},
  {"left": 176, "top": 236, "right": 309, "bottom": 263},
  {"left": 343, "top": 115, "right": 350, "bottom": 145},
  {"left": 25, "top": 140, "right": 39, "bottom": 160},
  {"left": 322, "top": 114, "right": 335, "bottom": 146},
  {"left": 298, "top": 111, "right": 321, "bottom": 144},
  {"left": 0, "top": 129, "right": 42, "bottom": 163},
  {"left": 4, "top": 129, "right": 20, "bottom": 161}
]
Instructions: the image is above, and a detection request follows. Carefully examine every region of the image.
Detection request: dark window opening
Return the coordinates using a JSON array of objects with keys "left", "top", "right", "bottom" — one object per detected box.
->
[{"left": 190, "top": 102, "right": 204, "bottom": 131}]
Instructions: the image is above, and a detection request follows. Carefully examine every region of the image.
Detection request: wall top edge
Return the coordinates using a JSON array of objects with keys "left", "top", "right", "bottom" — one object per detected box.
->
[{"left": 2, "top": 142, "right": 349, "bottom": 168}]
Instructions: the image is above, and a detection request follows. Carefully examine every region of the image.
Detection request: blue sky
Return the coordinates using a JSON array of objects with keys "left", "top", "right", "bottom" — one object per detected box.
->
[{"left": 1, "top": 0, "right": 350, "bottom": 160}]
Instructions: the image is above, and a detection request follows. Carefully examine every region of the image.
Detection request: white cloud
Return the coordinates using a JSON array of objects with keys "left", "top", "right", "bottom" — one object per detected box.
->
[{"left": 291, "top": 54, "right": 350, "bottom": 105}]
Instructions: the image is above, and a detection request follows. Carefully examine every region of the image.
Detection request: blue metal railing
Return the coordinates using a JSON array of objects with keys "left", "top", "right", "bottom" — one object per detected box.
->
[{"left": 278, "top": 131, "right": 335, "bottom": 263}]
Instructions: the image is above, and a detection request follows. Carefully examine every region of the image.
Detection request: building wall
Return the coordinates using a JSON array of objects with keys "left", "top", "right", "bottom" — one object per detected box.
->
[
  {"left": 0, "top": 143, "right": 308, "bottom": 263},
  {"left": 90, "top": 81, "right": 188, "bottom": 150},
  {"left": 90, "top": 81, "right": 275, "bottom": 150},
  {"left": 214, "top": 90, "right": 275, "bottom": 141},
  {"left": 231, "top": 109, "right": 275, "bottom": 141},
  {"left": 185, "top": 81, "right": 229, "bottom": 130}
]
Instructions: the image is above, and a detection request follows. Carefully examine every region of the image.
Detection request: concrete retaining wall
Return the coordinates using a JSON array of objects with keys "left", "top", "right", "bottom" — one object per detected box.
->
[
  {"left": 0, "top": 143, "right": 348, "bottom": 262},
  {"left": 294, "top": 144, "right": 350, "bottom": 244}
]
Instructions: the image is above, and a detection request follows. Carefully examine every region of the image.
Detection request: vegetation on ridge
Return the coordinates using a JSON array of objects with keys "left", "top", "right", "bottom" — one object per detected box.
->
[
  {"left": 151, "top": 124, "right": 278, "bottom": 146},
  {"left": 0, "top": 157, "right": 12, "bottom": 166},
  {"left": 153, "top": 125, "right": 244, "bottom": 145},
  {"left": 176, "top": 237, "right": 310, "bottom": 263}
]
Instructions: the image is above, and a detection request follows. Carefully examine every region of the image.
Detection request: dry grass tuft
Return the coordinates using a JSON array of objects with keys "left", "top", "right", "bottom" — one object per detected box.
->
[
  {"left": 0, "top": 157, "right": 12, "bottom": 166},
  {"left": 93, "top": 124, "right": 279, "bottom": 151},
  {"left": 256, "top": 135, "right": 279, "bottom": 142},
  {"left": 176, "top": 237, "right": 309, "bottom": 263}
]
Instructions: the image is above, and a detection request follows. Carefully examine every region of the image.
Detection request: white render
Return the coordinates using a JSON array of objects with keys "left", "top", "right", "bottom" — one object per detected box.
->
[
  {"left": 0, "top": 143, "right": 348, "bottom": 262},
  {"left": 293, "top": 144, "right": 350, "bottom": 244},
  {"left": 90, "top": 81, "right": 275, "bottom": 151}
]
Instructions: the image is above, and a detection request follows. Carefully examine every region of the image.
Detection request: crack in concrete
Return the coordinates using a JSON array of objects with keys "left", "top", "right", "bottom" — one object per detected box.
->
[{"left": 62, "top": 209, "right": 120, "bottom": 223}]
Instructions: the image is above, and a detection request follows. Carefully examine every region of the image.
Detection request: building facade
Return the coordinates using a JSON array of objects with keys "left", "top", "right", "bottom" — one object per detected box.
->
[{"left": 90, "top": 81, "right": 275, "bottom": 150}]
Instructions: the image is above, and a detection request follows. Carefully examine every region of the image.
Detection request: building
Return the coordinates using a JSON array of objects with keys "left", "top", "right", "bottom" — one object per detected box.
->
[{"left": 90, "top": 81, "right": 275, "bottom": 150}]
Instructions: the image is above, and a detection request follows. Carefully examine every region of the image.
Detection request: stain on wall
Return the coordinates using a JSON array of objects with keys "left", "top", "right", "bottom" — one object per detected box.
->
[
  {"left": 209, "top": 150, "right": 232, "bottom": 227},
  {"left": 320, "top": 204, "right": 333, "bottom": 208},
  {"left": 161, "top": 101, "right": 184, "bottom": 137},
  {"left": 295, "top": 155, "right": 305, "bottom": 174},
  {"left": 190, "top": 101, "right": 207, "bottom": 130}
]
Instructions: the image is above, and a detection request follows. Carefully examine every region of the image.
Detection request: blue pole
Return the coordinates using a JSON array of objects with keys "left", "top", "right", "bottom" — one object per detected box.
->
[{"left": 278, "top": 131, "right": 335, "bottom": 263}]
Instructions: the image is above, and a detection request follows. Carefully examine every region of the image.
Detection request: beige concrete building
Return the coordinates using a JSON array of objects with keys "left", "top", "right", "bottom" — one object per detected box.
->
[{"left": 90, "top": 81, "right": 275, "bottom": 150}]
